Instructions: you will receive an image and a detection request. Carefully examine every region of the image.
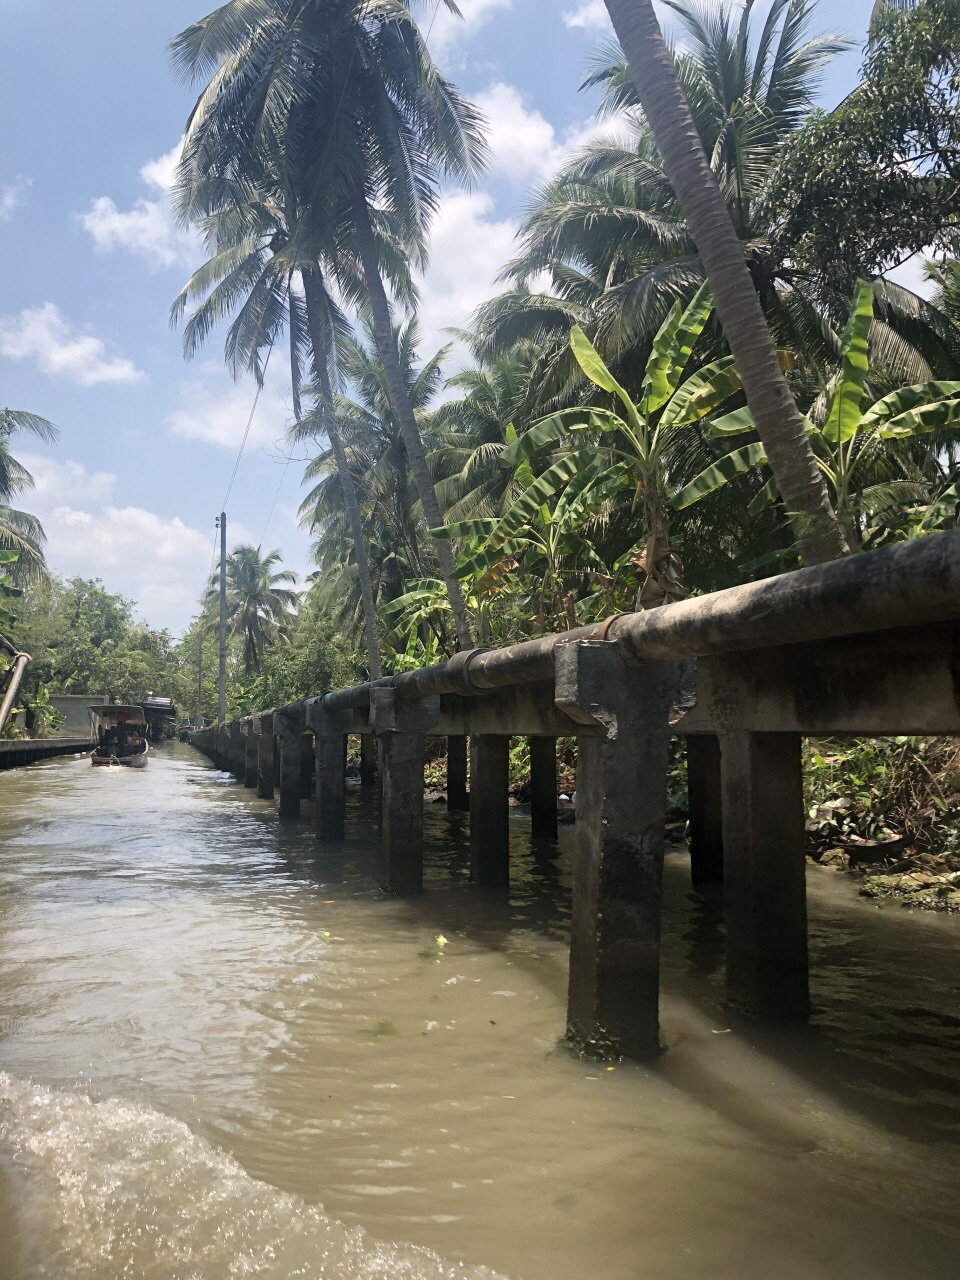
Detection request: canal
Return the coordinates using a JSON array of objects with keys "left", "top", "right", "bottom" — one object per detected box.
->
[{"left": 1, "top": 742, "right": 959, "bottom": 1278}]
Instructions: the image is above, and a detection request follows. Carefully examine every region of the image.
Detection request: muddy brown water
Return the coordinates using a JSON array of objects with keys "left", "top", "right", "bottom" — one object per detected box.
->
[{"left": 0, "top": 742, "right": 959, "bottom": 1279}]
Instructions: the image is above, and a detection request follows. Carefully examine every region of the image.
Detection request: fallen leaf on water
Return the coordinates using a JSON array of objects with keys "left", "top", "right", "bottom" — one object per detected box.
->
[
  {"left": 435, "top": 934, "right": 448, "bottom": 946},
  {"left": 711, "top": 1029, "right": 732, "bottom": 1035}
]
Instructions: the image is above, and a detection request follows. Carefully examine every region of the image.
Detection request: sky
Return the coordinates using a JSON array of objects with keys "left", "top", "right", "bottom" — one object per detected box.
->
[{"left": 0, "top": 0, "right": 880, "bottom": 635}]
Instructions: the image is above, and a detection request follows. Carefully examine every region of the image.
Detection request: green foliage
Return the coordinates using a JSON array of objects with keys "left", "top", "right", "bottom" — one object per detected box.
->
[
  {"left": 230, "top": 608, "right": 355, "bottom": 717},
  {"left": 13, "top": 577, "right": 177, "bottom": 703},
  {"left": 766, "top": 0, "right": 960, "bottom": 292}
]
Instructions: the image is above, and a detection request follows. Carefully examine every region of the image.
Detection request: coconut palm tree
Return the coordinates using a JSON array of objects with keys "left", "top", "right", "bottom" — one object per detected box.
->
[
  {"left": 0, "top": 408, "right": 58, "bottom": 582},
  {"left": 595, "top": 0, "right": 845, "bottom": 563},
  {"left": 171, "top": 147, "right": 390, "bottom": 680},
  {"left": 170, "top": 0, "right": 487, "bottom": 647},
  {"left": 296, "top": 317, "right": 453, "bottom": 646},
  {"left": 204, "top": 544, "right": 298, "bottom": 675}
]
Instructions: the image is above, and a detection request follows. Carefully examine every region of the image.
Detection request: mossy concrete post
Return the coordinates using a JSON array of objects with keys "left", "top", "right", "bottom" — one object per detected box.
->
[
  {"left": 529, "top": 736, "right": 558, "bottom": 839},
  {"left": 276, "top": 707, "right": 305, "bottom": 819},
  {"left": 687, "top": 734, "right": 724, "bottom": 884},
  {"left": 720, "top": 731, "right": 808, "bottom": 1020},
  {"left": 227, "top": 721, "right": 244, "bottom": 779},
  {"left": 216, "top": 724, "right": 228, "bottom": 772},
  {"left": 299, "top": 732, "right": 315, "bottom": 800},
  {"left": 253, "top": 712, "right": 274, "bottom": 800},
  {"left": 308, "top": 700, "right": 351, "bottom": 842},
  {"left": 359, "top": 733, "right": 377, "bottom": 787},
  {"left": 242, "top": 720, "right": 258, "bottom": 788},
  {"left": 370, "top": 689, "right": 439, "bottom": 894},
  {"left": 555, "top": 640, "right": 676, "bottom": 1059},
  {"left": 470, "top": 735, "right": 511, "bottom": 886},
  {"left": 446, "top": 735, "right": 469, "bottom": 811}
]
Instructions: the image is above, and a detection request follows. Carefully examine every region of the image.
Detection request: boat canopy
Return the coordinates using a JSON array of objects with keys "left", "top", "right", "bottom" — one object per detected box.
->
[{"left": 89, "top": 705, "right": 147, "bottom": 726}]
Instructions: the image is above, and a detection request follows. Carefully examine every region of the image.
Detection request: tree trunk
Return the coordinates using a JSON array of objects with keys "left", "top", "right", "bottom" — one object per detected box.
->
[
  {"left": 604, "top": 0, "right": 847, "bottom": 566},
  {"left": 350, "top": 186, "right": 475, "bottom": 647},
  {"left": 302, "top": 270, "right": 383, "bottom": 680}
]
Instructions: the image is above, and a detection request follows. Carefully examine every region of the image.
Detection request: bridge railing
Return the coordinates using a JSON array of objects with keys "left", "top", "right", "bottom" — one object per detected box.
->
[{"left": 191, "top": 529, "right": 960, "bottom": 1058}]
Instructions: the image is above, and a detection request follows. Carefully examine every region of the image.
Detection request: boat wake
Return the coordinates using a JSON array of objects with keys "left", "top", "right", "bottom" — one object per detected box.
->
[{"left": 0, "top": 1072, "right": 506, "bottom": 1280}]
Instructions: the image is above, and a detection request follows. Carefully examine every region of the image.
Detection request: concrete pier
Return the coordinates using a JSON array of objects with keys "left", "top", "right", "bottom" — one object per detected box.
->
[
  {"left": 528, "top": 736, "right": 558, "bottom": 839},
  {"left": 557, "top": 642, "right": 675, "bottom": 1058},
  {"left": 721, "top": 731, "right": 808, "bottom": 1019},
  {"left": 276, "top": 709, "right": 304, "bottom": 819},
  {"left": 186, "top": 531, "right": 960, "bottom": 1061},
  {"left": 242, "top": 722, "right": 257, "bottom": 788},
  {"left": 470, "top": 735, "right": 510, "bottom": 886},
  {"left": 359, "top": 733, "right": 377, "bottom": 787},
  {"left": 446, "top": 735, "right": 469, "bottom": 810},
  {"left": 370, "top": 690, "right": 438, "bottom": 894},
  {"left": 309, "top": 704, "right": 349, "bottom": 842},
  {"left": 687, "top": 735, "right": 724, "bottom": 884}
]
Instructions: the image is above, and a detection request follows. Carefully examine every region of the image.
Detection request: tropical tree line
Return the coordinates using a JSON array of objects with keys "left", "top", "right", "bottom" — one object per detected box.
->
[{"left": 168, "top": 0, "right": 960, "bottom": 683}]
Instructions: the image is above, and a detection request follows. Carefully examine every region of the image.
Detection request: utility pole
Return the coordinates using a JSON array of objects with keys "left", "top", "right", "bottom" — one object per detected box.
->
[{"left": 218, "top": 512, "right": 227, "bottom": 724}]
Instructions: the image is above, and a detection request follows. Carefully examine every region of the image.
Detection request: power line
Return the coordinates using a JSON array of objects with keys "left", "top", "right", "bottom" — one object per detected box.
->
[{"left": 220, "top": 343, "right": 274, "bottom": 513}]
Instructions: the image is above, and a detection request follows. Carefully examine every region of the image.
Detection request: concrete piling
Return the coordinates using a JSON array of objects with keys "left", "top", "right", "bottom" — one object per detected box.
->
[
  {"left": 242, "top": 723, "right": 258, "bottom": 788},
  {"left": 359, "top": 733, "right": 377, "bottom": 787},
  {"left": 370, "top": 690, "right": 439, "bottom": 894},
  {"left": 720, "top": 731, "right": 808, "bottom": 1020},
  {"left": 686, "top": 735, "right": 724, "bottom": 884},
  {"left": 446, "top": 735, "right": 469, "bottom": 811},
  {"left": 528, "top": 736, "right": 558, "bottom": 839},
  {"left": 276, "top": 709, "right": 304, "bottom": 819},
  {"left": 556, "top": 641, "right": 675, "bottom": 1058},
  {"left": 469, "top": 735, "right": 511, "bottom": 886},
  {"left": 309, "top": 704, "right": 350, "bottom": 842}
]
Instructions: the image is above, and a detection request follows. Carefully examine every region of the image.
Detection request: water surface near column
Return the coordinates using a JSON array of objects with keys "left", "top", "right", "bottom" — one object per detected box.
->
[{"left": 0, "top": 743, "right": 959, "bottom": 1278}]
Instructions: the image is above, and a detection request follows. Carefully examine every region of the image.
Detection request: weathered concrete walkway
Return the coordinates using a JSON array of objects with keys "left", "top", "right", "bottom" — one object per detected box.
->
[{"left": 193, "top": 531, "right": 960, "bottom": 1058}]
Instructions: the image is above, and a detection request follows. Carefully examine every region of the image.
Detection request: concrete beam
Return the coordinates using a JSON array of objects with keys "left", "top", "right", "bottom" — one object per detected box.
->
[
  {"left": 555, "top": 640, "right": 676, "bottom": 1059},
  {"left": 436, "top": 684, "right": 601, "bottom": 739},
  {"left": 721, "top": 731, "right": 808, "bottom": 1020},
  {"left": 470, "top": 735, "right": 511, "bottom": 886},
  {"left": 677, "top": 620, "right": 960, "bottom": 736}
]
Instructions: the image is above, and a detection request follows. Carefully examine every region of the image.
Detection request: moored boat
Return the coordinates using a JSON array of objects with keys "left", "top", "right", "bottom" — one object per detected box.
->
[{"left": 89, "top": 706, "right": 150, "bottom": 768}]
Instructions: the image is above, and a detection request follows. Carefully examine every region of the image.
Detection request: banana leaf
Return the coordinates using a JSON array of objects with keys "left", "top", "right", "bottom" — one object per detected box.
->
[{"left": 670, "top": 442, "right": 768, "bottom": 509}]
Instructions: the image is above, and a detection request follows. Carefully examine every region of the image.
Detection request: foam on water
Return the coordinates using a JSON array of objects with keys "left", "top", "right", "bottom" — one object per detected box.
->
[{"left": 0, "top": 1072, "right": 505, "bottom": 1280}]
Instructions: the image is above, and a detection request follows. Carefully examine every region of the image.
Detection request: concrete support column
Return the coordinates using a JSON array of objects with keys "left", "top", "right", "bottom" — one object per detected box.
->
[
  {"left": 359, "top": 733, "right": 377, "bottom": 787},
  {"left": 253, "top": 714, "right": 274, "bottom": 800},
  {"left": 555, "top": 640, "right": 676, "bottom": 1059},
  {"left": 242, "top": 722, "right": 258, "bottom": 788},
  {"left": 470, "top": 735, "right": 511, "bottom": 886},
  {"left": 528, "top": 736, "right": 558, "bottom": 839},
  {"left": 446, "top": 735, "right": 469, "bottom": 811},
  {"left": 227, "top": 722, "right": 243, "bottom": 779},
  {"left": 686, "top": 734, "right": 724, "bottom": 885},
  {"left": 276, "top": 708, "right": 305, "bottom": 819},
  {"left": 300, "top": 733, "right": 315, "bottom": 800},
  {"left": 308, "top": 701, "right": 350, "bottom": 842},
  {"left": 216, "top": 725, "right": 228, "bottom": 771},
  {"left": 720, "top": 731, "right": 808, "bottom": 1020},
  {"left": 370, "top": 690, "right": 439, "bottom": 894}
]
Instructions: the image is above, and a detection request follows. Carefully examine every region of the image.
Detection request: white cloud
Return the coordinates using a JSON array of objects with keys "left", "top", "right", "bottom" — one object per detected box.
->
[
  {"left": 563, "top": 1, "right": 610, "bottom": 30},
  {"left": 78, "top": 141, "right": 198, "bottom": 271},
  {"left": 475, "top": 81, "right": 627, "bottom": 187},
  {"left": 428, "top": 0, "right": 511, "bottom": 58},
  {"left": 0, "top": 303, "right": 146, "bottom": 386},
  {"left": 416, "top": 191, "right": 519, "bottom": 358},
  {"left": 164, "top": 363, "right": 292, "bottom": 450},
  {"left": 0, "top": 175, "right": 32, "bottom": 222},
  {"left": 17, "top": 454, "right": 222, "bottom": 632}
]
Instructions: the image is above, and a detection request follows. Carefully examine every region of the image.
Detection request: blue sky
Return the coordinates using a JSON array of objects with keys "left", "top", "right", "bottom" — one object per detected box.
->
[{"left": 0, "top": 0, "right": 878, "bottom": 634}]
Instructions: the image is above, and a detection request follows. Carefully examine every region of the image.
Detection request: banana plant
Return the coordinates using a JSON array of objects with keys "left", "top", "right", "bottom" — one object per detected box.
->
[
  {"left": 672, "top": 280, "right": 960, "bottom": 550},
  {"left": 432, "top": 433, "right": 628, "bottom": 633},
  {"left": 464, "top": 283, "right": 773, "bottom": 608}
]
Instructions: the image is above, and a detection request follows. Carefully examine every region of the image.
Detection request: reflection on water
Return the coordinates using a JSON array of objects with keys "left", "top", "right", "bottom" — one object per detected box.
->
[{"left": 0, "top": 743, "right": 959, "bottom": 1279}]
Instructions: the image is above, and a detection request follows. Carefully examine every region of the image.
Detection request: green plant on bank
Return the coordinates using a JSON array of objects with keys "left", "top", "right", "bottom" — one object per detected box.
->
[
  {"left": 0, "top": 549, "right": 23, "bottom": 635},
  {"left": 447, "top": 284, "right": 766, "bottom": 616},
  {"left": 673, "top": 280, "right": 960, "bottom": 548}
]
